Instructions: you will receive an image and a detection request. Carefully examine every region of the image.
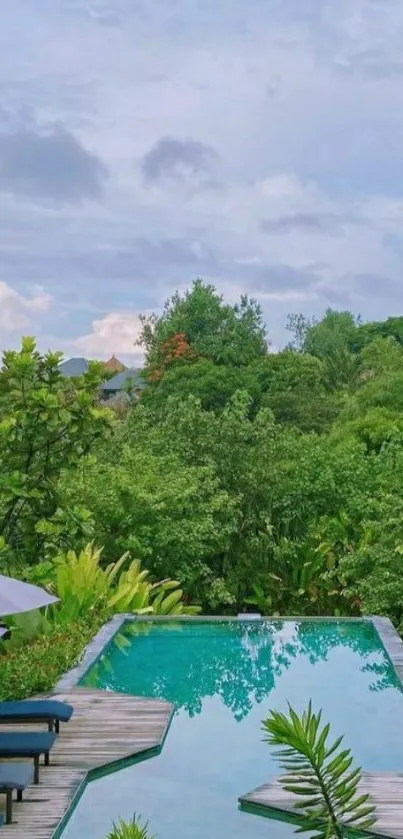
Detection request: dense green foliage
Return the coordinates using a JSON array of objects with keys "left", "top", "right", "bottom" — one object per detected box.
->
[
  {"left": 0, "top": 542, "right": 198, "bottom": 698},
  {"left": 24, "top": 543, "right": 200, "bottom": 620},
  {"left": 0, "top": 338, "right": 113, "bottom": 569},
  {"left": 263, "top": 702, "right": 376, "bottom": 838},
  {"left": 2, "top": 283, "right": 403, "bottom": 639},
  {"left": 0, "top": 614, "right": 104, "bottom": 700}
]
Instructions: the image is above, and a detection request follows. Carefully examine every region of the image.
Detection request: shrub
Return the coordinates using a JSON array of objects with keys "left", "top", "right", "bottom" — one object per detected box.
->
[
  {"left": 0, "top": 614, "right": 104, "bottom": 700},
  {"left": 106, "top": 815, "right": 153, "bottom": 839},
  {"left": 24, "top": 543, "right": 201, "bottom": 621}
]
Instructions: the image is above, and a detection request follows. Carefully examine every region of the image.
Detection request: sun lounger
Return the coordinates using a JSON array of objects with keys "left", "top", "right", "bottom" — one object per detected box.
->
[
  {"left": 0, "top": 700, "right": 73, "bottom": 733},
  {"left": 0, "top": 762, "right": 34, "bottom": 824},
  {"left": 0, "top": 732, "right": 56, "bottom": 784}
]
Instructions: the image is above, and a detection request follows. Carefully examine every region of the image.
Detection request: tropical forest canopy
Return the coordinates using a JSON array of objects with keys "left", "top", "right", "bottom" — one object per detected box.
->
[{"left": 2, "top": 281, "right": 403, "bottom": 631}]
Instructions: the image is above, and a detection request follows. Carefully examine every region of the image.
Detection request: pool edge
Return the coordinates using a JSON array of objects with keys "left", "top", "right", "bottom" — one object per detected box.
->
[{"left": 370, "top": 615, "right": 403, "bottom": 687}]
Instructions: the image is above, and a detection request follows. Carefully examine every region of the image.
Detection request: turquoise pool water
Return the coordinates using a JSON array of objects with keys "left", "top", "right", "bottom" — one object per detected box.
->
[{"left": 61, "top": 619, "right": 403, "bottom": 839}]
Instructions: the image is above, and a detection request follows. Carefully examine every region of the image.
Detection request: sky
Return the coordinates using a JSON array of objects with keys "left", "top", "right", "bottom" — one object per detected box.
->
[{"left": 1, "top": 0, "right": 403, "bottom": 362}]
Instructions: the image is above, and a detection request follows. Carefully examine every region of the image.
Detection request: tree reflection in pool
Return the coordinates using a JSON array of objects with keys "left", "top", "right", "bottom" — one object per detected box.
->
[{"left": 60, "top": 620, "right": 403, "bottom": 839}]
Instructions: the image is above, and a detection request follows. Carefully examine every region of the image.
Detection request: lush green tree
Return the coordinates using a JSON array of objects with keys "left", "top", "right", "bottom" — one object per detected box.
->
[
  {"left": 255, "top": 351, "right": 341, "bottom": 432},
  {"left": 354, "top": 370, "right": 403, "bottom": 414},
  {"left": 285, "top": 312, "right": 313, "bottom": 351},
  {"left": 332, "top": 407, "right": 403, "bottom": 453},
  {"left": 142, "top": 348, "right": 341, "bottom": 431},
  {"left": 0, "top": 338, "right": 113, "bottom": 565},
  {"left": 354, "top": 315, "right": 403, "bottom": 352},
  {"left": 69, "top": 415, "right": 237, "bottom": 604},
  {"left": 9, "top": 299, "right": 403, "bottom": 628},
  {"left": 302, "top": 309, "right": 358, "bottom": 359},
  {"left": 147, "top": 391, "right": 282, "bottom": 602},
  {"left": 287, "top": 309, "right": 359, "bottom": 391},
  {"left": 139, "top": 278, "right": 268, "bottom": 370},
  {"left": 140, "top": 357, "right": 261, "bottom": 414},
  {"left": 358, "top": 336, "right": 403, "bottom": 377}
]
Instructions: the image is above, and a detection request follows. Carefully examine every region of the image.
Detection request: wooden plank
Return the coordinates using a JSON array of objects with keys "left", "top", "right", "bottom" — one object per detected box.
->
[
  {"left": 0, "top": 688, "right": 173, "bottom": 839},
  {"left": 240, "top": 773, "right": 403, "bottom": 839}
]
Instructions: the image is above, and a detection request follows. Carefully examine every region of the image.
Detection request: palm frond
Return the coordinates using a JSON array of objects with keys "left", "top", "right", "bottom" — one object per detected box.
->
[{"left": 263, "top": 702, "right": 376, "bottom": 839}]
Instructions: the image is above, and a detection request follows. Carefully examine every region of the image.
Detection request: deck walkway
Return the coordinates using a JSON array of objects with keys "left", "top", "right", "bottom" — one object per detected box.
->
[
  {"left": 0, "top": 688, "right": 173, "bottom": 839},
  {"left": 240, "top": 774, "right": 403, "bottom": 839}
]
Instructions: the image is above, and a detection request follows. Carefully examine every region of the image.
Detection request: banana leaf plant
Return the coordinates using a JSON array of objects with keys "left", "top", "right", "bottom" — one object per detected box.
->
[
  {"left": 263, "top": 702, "right": 376, "bottom": 838},
  {"left": 21, "top": 543, "right": 200, "bottom": 623}
]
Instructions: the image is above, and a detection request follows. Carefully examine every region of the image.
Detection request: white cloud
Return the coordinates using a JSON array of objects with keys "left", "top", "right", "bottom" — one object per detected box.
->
[
  {"left": 0, "top": 281, "right": 52, "bottom": 332},
  {"left": 71, "top": 311, "right": 145, "bottom": 362}
]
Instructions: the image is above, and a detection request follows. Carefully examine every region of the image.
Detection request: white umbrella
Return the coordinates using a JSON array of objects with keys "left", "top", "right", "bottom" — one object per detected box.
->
[
  {"left": 0, "top": 573, "right": 59, "bottom": 617},
  {"left": 0, "top": 626, "right": 7, "bottom": 638}
]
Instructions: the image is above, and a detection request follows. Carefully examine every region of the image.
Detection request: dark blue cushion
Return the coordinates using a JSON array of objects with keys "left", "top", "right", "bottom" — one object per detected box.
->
[
  {"left": 0, "top": 812, "right": 4, "bottom": 826},
  {"left": 0, "top": 762, "right": 34, "bottom": 790},
  {"left": 0, "top": 732, "right": 56, "bottom": 756},
  {"left": 0, "top": 700, "right": 73, "bottom": 723}
]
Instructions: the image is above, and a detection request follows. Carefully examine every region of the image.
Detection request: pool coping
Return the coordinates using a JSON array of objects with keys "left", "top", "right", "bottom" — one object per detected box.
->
[{"left": 55, "top": 613, "right": 403, "bottom": 691}]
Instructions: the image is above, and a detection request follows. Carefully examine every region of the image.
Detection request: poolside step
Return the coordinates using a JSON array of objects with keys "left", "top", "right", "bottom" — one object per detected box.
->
[{"left": 240, "top": 773, "right": 403, "bottom": 839}]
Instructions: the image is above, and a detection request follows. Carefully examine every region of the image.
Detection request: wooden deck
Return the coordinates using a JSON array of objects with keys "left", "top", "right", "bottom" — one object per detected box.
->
[
  {"left": 240, "top": 774, "right": 403, "bottom": 839},
  {"left": 0, "top": 688, "right": 173, "bottom": 839}
]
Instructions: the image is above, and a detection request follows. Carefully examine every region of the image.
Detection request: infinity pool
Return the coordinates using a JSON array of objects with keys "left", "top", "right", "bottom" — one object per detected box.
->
[{"left": 60, "top": 619, "right": 403, "bottom": 839}]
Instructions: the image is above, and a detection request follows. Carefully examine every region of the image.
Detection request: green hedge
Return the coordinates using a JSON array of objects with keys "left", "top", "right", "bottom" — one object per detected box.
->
[{"left": 0, "top": 616, "right": 103, "bottom": 701}]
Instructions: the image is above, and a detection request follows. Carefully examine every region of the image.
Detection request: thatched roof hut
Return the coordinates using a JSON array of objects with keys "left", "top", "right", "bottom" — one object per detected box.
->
[{"left": 103, "top": 355, "right": 126, "bottom": 374}]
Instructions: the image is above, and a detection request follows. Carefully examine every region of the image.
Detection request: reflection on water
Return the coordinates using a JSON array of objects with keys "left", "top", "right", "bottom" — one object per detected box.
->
[
  {"left": 62, "top": 620, "right": 403, "bottom": 839},
  {"left": 82, "top": 619, "right": 399, "bottom": 721}
]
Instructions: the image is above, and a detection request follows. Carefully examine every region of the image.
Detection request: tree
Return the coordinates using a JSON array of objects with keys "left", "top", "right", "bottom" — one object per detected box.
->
[
  {"left": 255, "top": 351, "right": 341, "bottom": 432},
  {"left": 140, "top": 357, "right": 262, "bottom": 414},
  {"left": 139, "top": 278, "right": 268, "bottom": 370},
  {"left": 70, "top": 410, "right": 236, "bottom": 603},
  {"left": 141, "top": 391, "right": 282, "bottom": 603},
  {"left": 354, "top": 316, "right": 403, "bottom": 352},
  {"left": 302, "top": 310, "right": 358, "bottom": 359},
  {"left": 359, "top": 336, "right": 403, "bottom": 378},
  {"left": 0, "top": 338, "right": 113, "bottom": 564},
  {"left": 285, "top": 310, "right": 360, "bottom": 391},
  {"left": 285, "top": 312, "right": 313, "bottom": 351}
]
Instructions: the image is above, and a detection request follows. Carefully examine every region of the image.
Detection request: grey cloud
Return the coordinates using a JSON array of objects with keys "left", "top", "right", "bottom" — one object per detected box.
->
[
  {"left": 260, "top": 213, "right": 344, "bottom": 235},
  {"left": 142, "top": 137, "right": 218, "bottom": 183},
  {"left": 349, "top": 272, "right": 401, "bottom": 298},
  {"left": 0, "top": 231, "right": 216, "bottom": 306},
  {"left": 64, "top": 237, "right": 215, "bottom": 280},
  {"left": 0, "top": 124, "right": 108, "bottom": 202},
  {"left": 246, "top": 263, "right": 324, "bottom": 293}
]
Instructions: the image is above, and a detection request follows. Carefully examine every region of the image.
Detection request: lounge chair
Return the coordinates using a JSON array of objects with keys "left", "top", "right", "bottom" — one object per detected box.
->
[
  {"left": 0, "top": 731, "right": 56, "bottom": 784},
  {"left": 0, "top": 700, "right": 74, "bottom": 733},
  {"left": 0, "top": 762, "right": 34, "bottom": 824}
]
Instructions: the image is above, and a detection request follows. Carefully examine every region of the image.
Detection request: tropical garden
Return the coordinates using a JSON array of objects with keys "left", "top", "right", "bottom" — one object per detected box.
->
[
  {"left": 1, "top": 281, "right": 403, "bottom": 836},
  {"left": 1, "top": 282, "right": 403, "bottom": 700}
]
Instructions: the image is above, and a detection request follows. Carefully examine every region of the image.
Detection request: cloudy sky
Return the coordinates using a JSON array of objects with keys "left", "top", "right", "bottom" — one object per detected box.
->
[{"left": 1, "top": 0, "right": 403, "bottom": 361}]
